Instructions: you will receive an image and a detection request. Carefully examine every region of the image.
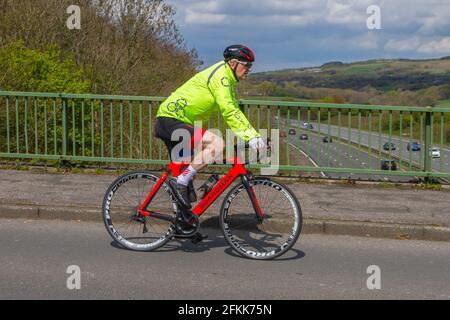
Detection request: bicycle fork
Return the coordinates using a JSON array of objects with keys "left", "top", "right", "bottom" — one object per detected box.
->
[{"left": 241, "top": 175, "right": 264, "bottom": 223}]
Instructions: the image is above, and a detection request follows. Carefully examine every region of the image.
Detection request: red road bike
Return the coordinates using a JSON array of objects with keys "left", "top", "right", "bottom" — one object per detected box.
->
[{"left": 102, "top": 147, "right": 302, "bottom": 260}]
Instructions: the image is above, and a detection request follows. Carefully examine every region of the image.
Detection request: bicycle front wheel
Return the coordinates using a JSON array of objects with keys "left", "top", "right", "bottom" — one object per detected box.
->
[
  {"left": 220, "top": 178, "right": 302, "bottom": 260},
  {"left": 102, "top": 171, "right": 176, "bottom": 251}
]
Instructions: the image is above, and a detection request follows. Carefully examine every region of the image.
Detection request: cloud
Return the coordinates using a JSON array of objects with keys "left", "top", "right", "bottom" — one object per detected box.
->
[
  {"left": 325, "top": 0, "right": 371, "bottom": 25},
  {"left": 185, "top": 9, "right": 226, "bottom": 25},
  {"left": 170, "top": 0, "right": 376, "bottom": 27},
  {"left": 354, "top": 32, "right": 380, "bottom": 50},
  {"left": 169, "top": 0, "right": 450, "bottom": 31},
  {"left": 384, "top": 36, "right": 450, "bottom": 54},
  {"left": 165, "top": 0, "right": 450, "bottom": 71},
  {"left": 384, "top": 38, "right": 422, "bottom": 52},
  {"left": 418, "top": 37, "right": 450, "bottom": 54}
]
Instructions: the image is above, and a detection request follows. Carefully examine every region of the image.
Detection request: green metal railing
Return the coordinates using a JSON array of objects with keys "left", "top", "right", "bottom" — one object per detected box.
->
[{"left": 0, "top": 91, "right": 449, "bottom": 181}]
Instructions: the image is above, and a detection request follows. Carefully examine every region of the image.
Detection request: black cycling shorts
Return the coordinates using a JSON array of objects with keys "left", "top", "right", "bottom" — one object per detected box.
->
[{"left": 154, "top": 117, "right": 205, "bottom": 160}]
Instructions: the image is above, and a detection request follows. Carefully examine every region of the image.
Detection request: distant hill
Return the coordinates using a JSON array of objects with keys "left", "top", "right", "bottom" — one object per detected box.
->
[{"left": 251, "top": 57, "right": 450, "bottom": 92}]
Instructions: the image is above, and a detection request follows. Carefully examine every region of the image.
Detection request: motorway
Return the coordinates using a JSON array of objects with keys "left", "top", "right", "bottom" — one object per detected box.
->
[
  {"left": 309, "top": 121, "right": 450, "bottom": 174},
  {"left": 280, "top": 126, "right": 414, "bottom": 182},
  {"left": 1, "top": 218, "right": 449, "bottom": 300},
  {"left": 277, "top": 118, "right": 449, "bottom": 182}
]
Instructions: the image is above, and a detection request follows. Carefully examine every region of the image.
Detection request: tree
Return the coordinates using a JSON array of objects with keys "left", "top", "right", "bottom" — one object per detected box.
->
[
  {"left": 0, "top": 41, "right": 91, "bottom": 156},
  {"left": 258, "top": 81, "right": 277, "bottom": 96},
  {"left": 0, "top": 41, "right": 90, "bottom": 93},
  {"left": 0, "top": 0, "right": 201, "bottom": 95}
]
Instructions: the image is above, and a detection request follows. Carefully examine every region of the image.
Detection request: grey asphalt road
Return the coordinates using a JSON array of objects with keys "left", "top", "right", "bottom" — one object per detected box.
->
[
  {"left": 310, "top": 122, "right": 450, "bottom": 172},
  {"left": 281, "top": 128, "right": 413, "bottom": 182},
  {"left": 1, "top": 218, "right": 449, "bottom": 300},
  {"left": 285, "top": 118, "right": 450, "bottom": 175}
]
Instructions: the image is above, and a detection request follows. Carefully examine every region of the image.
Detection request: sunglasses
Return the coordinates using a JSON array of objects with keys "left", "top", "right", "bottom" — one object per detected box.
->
[{"left": 235, "top": 60, "right": 253, "bottom": 69}]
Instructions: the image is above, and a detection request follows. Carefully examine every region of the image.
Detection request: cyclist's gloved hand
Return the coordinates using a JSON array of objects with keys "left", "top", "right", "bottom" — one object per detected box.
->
[{"left": 249, "top": 137, "right": 265, "bottom": 151}]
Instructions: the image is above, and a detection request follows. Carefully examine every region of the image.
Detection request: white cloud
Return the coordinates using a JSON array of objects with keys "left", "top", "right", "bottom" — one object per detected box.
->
[
  {"left": 325, "top": 0, "right": 369, "bottom": 25},
  {"left": 266, "top": 0, "right": 321, "bottom": 11},
  {"left": 185, "top": 9, "right": 226, "bottom": 25},
  {"left": 418, "top": 37, "right": 450, "bottom": 54},
  {"left": 168, "top": 0, "right": 450, "bottom": 31},
  {"left": 383, "top": 36, "right": 450, "bottom": 54},
  {"left": 418, "top": 9, "right": 450, "bottom": 35},
  {"left": 165, "top": 0, "right": 450, "bottom": 70},
  {"left": 384, "top": 38, "right": 422, "bottom": 52},
  {"left": 168, "top": 0, "right": 366, "bottom": 26}
]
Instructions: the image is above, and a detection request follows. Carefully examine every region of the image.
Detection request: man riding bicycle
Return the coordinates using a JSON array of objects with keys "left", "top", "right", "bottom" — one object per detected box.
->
[{"left": 155, "top": 44, "right": 265, "bottom": 211}]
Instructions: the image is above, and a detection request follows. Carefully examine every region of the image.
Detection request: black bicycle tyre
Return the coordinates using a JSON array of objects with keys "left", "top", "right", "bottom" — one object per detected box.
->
[
  {"left": 102, "top": 170, "right": 176, "bottom": 251},
  {"left": 219, "top": 178, "right": 302, "bottom": 260}
]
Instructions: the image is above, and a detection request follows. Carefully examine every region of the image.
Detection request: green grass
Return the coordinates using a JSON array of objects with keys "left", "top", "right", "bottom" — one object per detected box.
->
[
  {"left": 436, "top": 100, "right": 450, "bottom": 107},
  {"left": 337, "top": 62, "right": 391, "bottom": 76},
  {"left": 252, "top": 57, "right": 450, "bottom": 93}
]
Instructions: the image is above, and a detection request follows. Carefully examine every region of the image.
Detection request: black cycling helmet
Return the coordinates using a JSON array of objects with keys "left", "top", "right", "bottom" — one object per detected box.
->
[{"left": 223, "top": 44, "right": 255, "bottom": 62}]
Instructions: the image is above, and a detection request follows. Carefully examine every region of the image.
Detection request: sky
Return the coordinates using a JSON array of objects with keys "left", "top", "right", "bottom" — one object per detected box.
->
[{"left": 165, "top": 0, "right": 450, "bottom": 72}]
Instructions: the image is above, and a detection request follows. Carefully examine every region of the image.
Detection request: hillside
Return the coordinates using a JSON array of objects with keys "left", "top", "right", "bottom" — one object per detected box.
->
[
  {"left": 241, "top": 57, "right": 450, "bottom": 106},
  {"left": 251, "top": 57, "right": 450, "bottom": 92}
]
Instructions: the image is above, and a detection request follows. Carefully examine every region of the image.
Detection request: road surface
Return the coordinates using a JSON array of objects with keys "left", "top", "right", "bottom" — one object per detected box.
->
[{"left": 1, "top": 218, "right": 449, "bottom": 300}]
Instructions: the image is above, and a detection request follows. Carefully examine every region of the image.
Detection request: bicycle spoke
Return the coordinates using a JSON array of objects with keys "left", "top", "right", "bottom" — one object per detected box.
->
[
  {"left": 102, "top": 172, "right": 175, "bottom": 251},
  {"left": 220, "top": 179, "right": 302, "bottom": 260}
]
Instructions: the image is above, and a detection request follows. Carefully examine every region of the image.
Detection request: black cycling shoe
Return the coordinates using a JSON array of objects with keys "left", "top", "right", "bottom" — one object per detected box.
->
[
  {"left": 188, "top": 180, "right": 197, "bottom": 203},
  {"left": 169, "top": 179, "right": 192, "bottom": 209},
  {"left": 191, "top": 232, "right": 208, "bottom": 244}
]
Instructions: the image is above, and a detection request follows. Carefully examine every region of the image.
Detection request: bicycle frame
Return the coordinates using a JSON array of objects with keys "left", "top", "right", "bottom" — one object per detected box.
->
[{"left": 137, "top": 155, "right": 263, "bottom": 220}]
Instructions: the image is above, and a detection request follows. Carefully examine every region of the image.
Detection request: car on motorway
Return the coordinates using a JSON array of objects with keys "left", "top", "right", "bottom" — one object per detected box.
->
[
  {"left": 322, "top": 136, "right": 333, "bottom": 143},
  {"left": 380, "top": 160, "right": 397, "bottom": 171},
  {"left": 302, "top": 123, "right": 314, "bottom": 130},
  {"left": 407, "top": 141, "right": 420, "bottom": 151},
  {"left": 383, "top": 142, "right": 396, "bottom": 151},
  {"left": 289, "top": 128, "right": 296, "bottom": 135},
  {"left": 300, "top": 133, "right": 308, "bottom": 140},
  {"left": 431, "top": 147, "right": 441, "bottom": 158},
  {"left": 280, "top": 131, "right": 287, "bottom": 137}
]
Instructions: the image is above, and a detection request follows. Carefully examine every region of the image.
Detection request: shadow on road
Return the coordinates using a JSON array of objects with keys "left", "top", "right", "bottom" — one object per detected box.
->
[{"left": 110, "top": 228, "right": 306, "bottom": 261}]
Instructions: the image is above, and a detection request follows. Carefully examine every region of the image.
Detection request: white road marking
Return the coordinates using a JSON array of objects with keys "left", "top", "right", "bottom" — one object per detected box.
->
[{"left": 283, "top": 138, "right": 326, "bottom": 177}]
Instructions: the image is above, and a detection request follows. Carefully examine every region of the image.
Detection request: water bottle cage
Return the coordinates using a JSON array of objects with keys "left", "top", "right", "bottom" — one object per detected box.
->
[
  {"left": 197, "top": 174, "right": 219, "bottom": 199},
  {"left": 198, "top": 185, "right": 213, "bottom": 199}
]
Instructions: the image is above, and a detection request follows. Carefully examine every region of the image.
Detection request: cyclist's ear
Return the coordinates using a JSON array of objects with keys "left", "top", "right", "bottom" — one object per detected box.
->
[{"left": 227, "top": 59, "right": 237, "bottom": 68}]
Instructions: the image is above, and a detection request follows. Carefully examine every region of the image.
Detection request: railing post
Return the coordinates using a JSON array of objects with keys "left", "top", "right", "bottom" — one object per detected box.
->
[
  {"left": 62, "top": 96, "right": 68, "bottom": 157},
  {"left": 423, "top": 106, "right": 432, "bottom": 182}
]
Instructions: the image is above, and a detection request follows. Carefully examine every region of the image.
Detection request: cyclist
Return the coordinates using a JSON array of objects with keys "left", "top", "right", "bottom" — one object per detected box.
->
[{"left": 155, "top": 44, "right": 265, "bottom": 210}]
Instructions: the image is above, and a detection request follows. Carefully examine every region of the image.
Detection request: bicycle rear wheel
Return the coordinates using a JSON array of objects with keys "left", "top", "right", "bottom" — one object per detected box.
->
[
  {"left": 102, "top": 171, "right": 176, "bottom": 251},
  {"left": 219, "top": 178, "right": 302, "bottom": 260}
]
